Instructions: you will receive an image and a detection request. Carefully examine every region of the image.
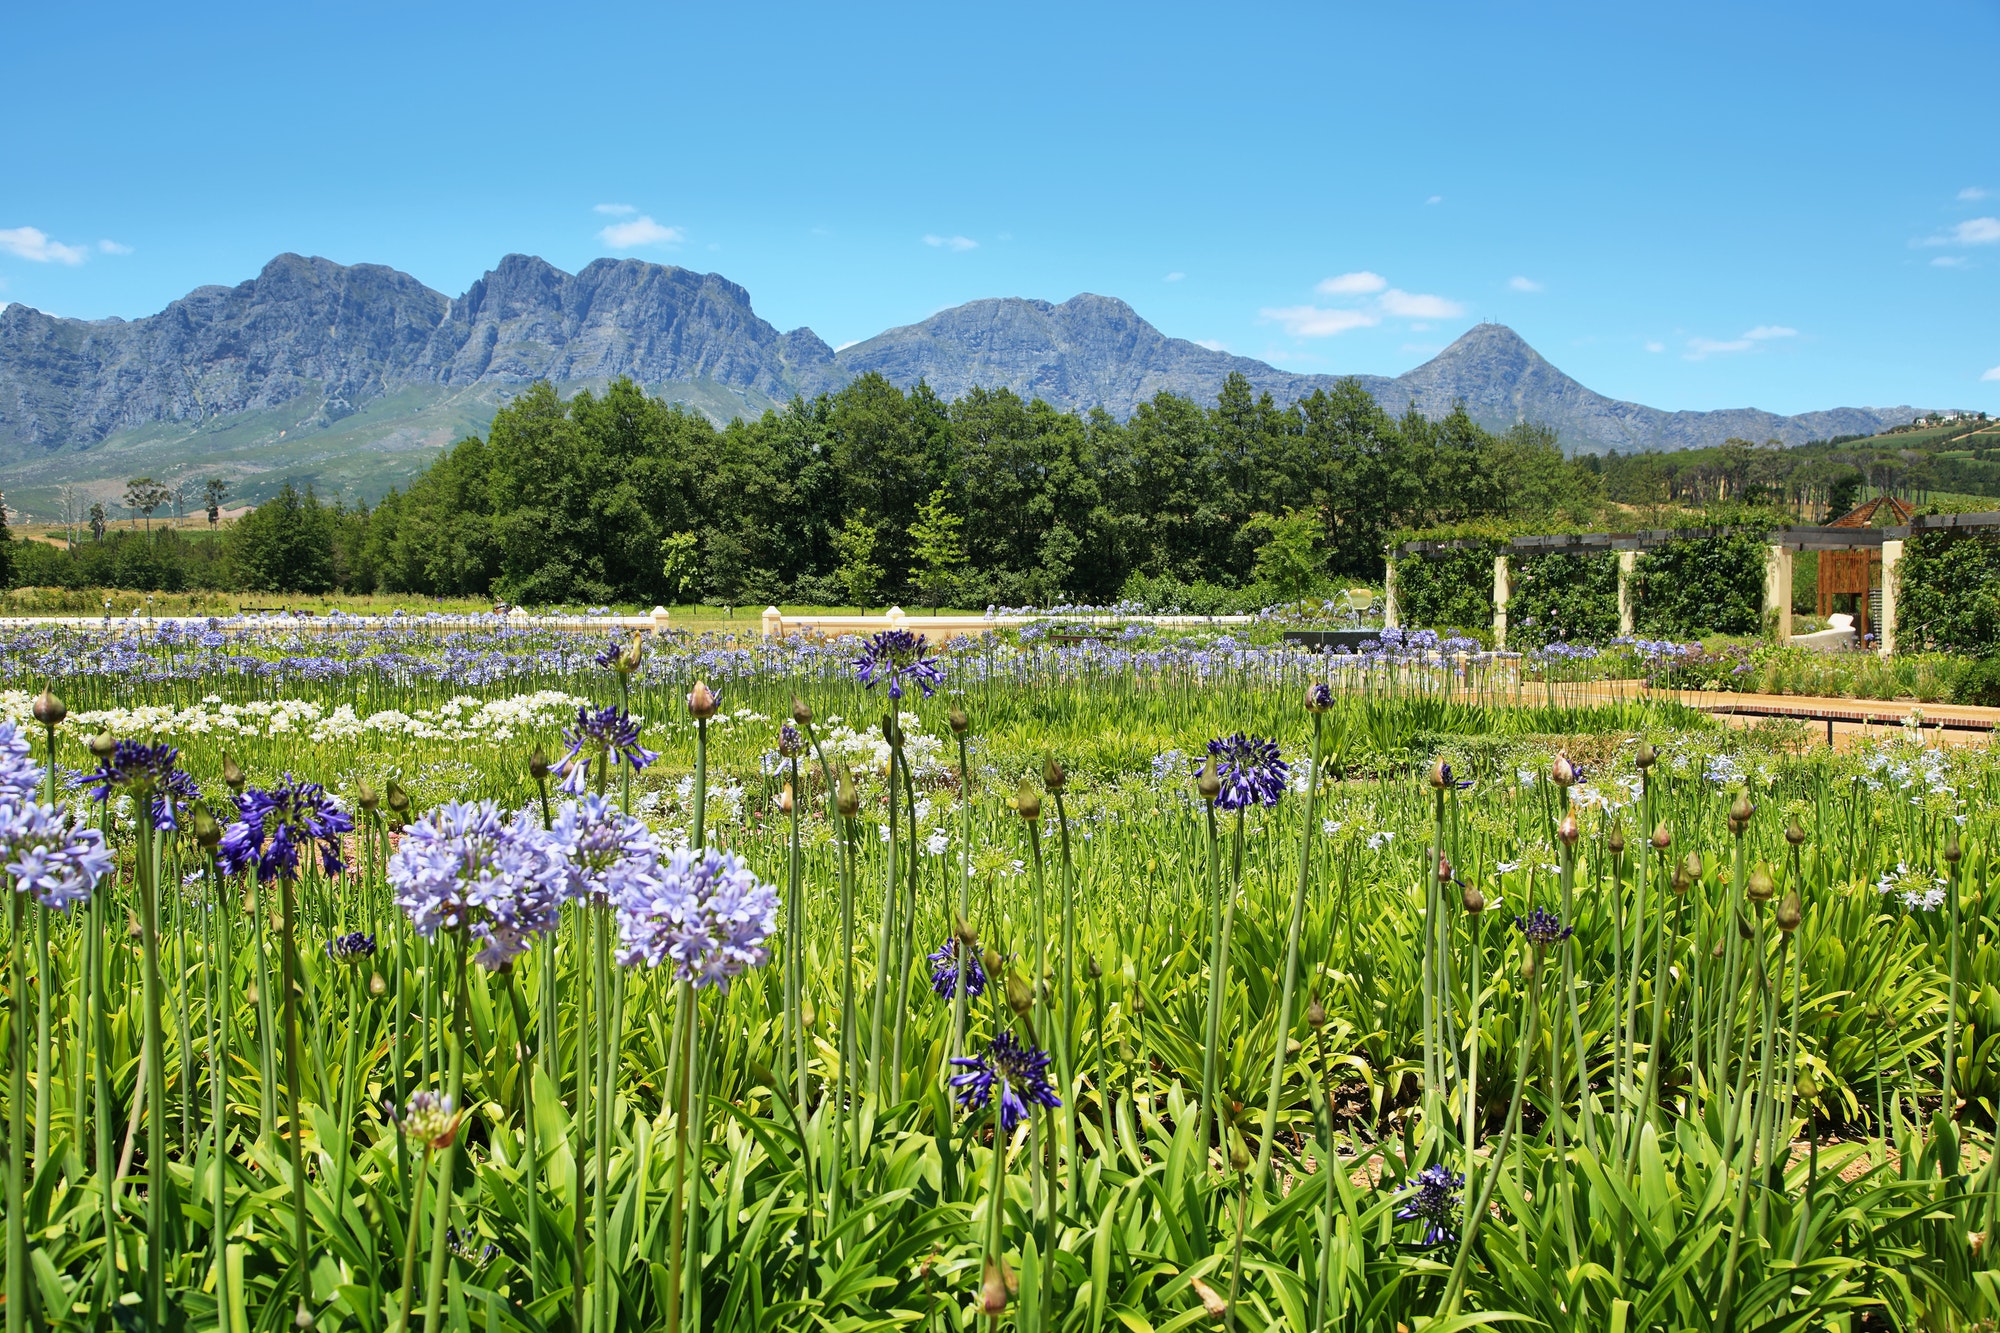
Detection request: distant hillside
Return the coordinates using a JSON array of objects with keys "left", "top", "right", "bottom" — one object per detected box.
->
[{"left": 0, "top": 252, "right": 1925, "bottom": 516}]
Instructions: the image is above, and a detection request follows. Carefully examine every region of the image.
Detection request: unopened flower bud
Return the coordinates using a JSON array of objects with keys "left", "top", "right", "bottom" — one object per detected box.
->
[
  {"left": 192, "top": 803, "right": 222, "bottom": 849},
  {"left": 1087, "top": 954, "right": 1101, "bottom": 980},
  {"left": 1551, "top": 754, "right": 1577, "bottom": 788},
  {"left": 687, "top": 680, "right": 719, "bottom": 720},
  {"left": 1192, "top": 1276, "right": 1228, "bottom": 1322},
  {"left": 1747, "top": 866, "right": 1775, "bottom": 902},
  {"left": 1014, "top": 775, "right": 1042, "bottom": 821},
  {"left": 947, "top": 706, "right": 969, "bottom": 734},
  {"left": 835, "top": 767, "right": 861, "bottom": 818},
  {"left": 791, "top": 696, "right": 814, "bottom": 726},
  {"left": 1521, "top": 949, "right": 1538, "bottom": 980},
  {"left": 1736, "top": 911, "right": 1754, "bottom": 941},
  {"left": 1436, "top": 855, "right": 1453, "bottom": 883},
  {"left": 1794, "top": 1067, "right": 1819, "bottom": 1100},
  {"left": 1557, "top": 813, "right": 1579, "bottom": 847},
  {"left": 1305, "top": 682, "right": 1333, "bottom": 714},
  {"left": 1651, "top": 821, "right": 1672, "bottom": 851},
  {"left": 1607, "top": 826, "right": 1626, "bottom": 855},
  {"left": 88, "top": 731, "right": 117, "bottom": 760},
  {"left": 616, "top": 633, "right": 643, "bottom": 675},
  {"left": 1786, "top": 819, "right": 1807, "bottom": 848},
  {"left": 386, "top": 780, "right": 411, "bottom": 814},
  {"left": 982, "top": 947, "right": 1001, "bottom": 978},
  {"left": 221, "top": 751, "right": 245, "bottom": 790},
  {"left": 1672, "top": 866, "right": 1691, "bottom": 895},
  {"left": 296, "top": 1299, "right": 316, "bottom": 1330},
  {"left": 1229, "top": 1132, "right": 1251, "bottom": 1173},
  {"left": 1775, "top": 889, "right": 1802, "bottom": 932},
  {"left": 1307, "top": 996, "right": 1327, "bottom": 1029},
  {"left": 982, "top": 1257, "right": 1012, "bottom": 1315},
  {"left": 357, "top": 779, "right": 380, "bottom": 812},
  {"left": 527, "top": 749, "right": 550, "bottom": 781},
  {"left": 1005, "top": 969, "right": 1035, "bottom": 1016},
  {"left": 1730, "top": 792, "right": 1755, "bottom": 826},
  {"left": 1196, "top": 757, "right": 1221, "bottom": 804},
  {"left": 1634, "top": 741, "right": 1656, "bottom": 769},
  {"left": 1462, "top": 884, "right": 1485, "bottom": 914},
  {"left": 32, "top": 690, "right": 65, "bottom": 727},
  {"left": 1042, "top": 755, "right": 1066, "bottom": 792},
  {"left": 776, "top": 784, "right": 794, "bottom": 815},
  {"left": 1682, "top": 851, "right": 1702, "bottom": 882},
  {"left": 1945, "top": 834, "right": 1962, "bottom": 865},
  {"left": 1429, "top": 759, "right": 1451, "bottom": 790}
]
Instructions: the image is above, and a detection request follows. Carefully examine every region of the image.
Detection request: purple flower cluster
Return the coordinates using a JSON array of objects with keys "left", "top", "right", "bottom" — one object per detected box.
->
[
  {"left": 927, "top": 938, "right": 987, "bottom": 999},
  {"left": 389, "top": 800, "right": 566, "bottom": 970},
  {"left": 1204, "top": 734, "right": 1289, "bottom": 810},
  {"left": 556, "top": 705, "right": 660, "bottom": 795},
  {"left": 85, "top": 740, "right": 201, "bottom": 829},
  {"left": 1514, "top": 906, "right": 1574, "bottom": 946},
  {"left": 218, "top": 776, "right": 355, "bottom": 881},
  {"left": 852, "top": 629, "right": 947, "bottom": 701},
  {"left": 949, "top": 1030, "right": 1061, "bottom": 1133},
  {"left": 1395, "top": 1163, "right": 1464, "bottom": 1246},
  {"left": 549, "top": 793, "right": 662, "bottom": 905},
  {"left": 613, "top": 844, "right": 779, "bottom": 991},
  {"left": 0, "top": 723, "right": 113, "bottom": 911},
  {"left": 326, "top": 931, "right": 378, "bottom": 964}
]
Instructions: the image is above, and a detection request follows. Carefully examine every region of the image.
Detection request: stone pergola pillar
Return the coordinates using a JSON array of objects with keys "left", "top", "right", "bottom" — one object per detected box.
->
[
  {"left": 761, "top": 606, "right": 784, "bottom": 640},
  {"left": 1764, "top": 544, "right": 1793, "bottom": 642},
  {"left": 1492, "top": 554, "right": 1511, "bottom": 649},
  {"left": 1383, "top": 554, "right": 1400, "bottom": 629},
  {"left": 1879, "top": 539, "right": 1904, "bottom": 656},
  {"left": 1616, "top": 550, "right": 1638, "bottom": 636}
]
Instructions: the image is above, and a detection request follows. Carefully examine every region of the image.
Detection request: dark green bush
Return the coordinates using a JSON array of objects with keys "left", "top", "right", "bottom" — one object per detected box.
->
[
  {"left": 1394, "top": 542, "right": 1499, "bottom": 635},
  {"left": 1632, "top": 533, "right": 1764, "bottom": 638},
  {"left": 1508, "top": 550, "right": 1620, "bottom": 648}
]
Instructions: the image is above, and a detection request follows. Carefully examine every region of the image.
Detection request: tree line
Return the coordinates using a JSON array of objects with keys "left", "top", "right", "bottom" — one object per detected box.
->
[{"left": 10, "top": 372, "right": 1613, "bottom": 607}]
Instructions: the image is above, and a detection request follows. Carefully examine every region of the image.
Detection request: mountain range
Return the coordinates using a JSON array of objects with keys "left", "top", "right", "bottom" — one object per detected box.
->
[{"left": 0, "top": 252, "right": 1923, "bottom": 517}]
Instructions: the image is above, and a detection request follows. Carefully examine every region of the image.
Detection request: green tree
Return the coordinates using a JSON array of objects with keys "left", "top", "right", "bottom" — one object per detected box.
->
[
  {"left": 1243, "top": 507, "right": 1325, "bottom": 600},
  {"left": 227, "top": 483, "right": 336, "bottom": 593},
  {"left": 833, "top": 515, "right": 883, "bottom": 608},
  {"left": 203, "top": 478, "right": 230, "bottom": 528},
  {"left": 907, "top": 485, "right": 968, "bottom": 608},
  {"left": 661, "top": 531, "right": 701, "bottom": 604},
  {"left": 123, "top": 477, "right": 171, "bottom": 531}
]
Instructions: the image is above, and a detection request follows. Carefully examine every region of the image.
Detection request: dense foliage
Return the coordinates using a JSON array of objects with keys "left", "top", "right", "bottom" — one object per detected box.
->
[
  {"left": 1508, "top": 549, "right": 1621, "bottom": 648},
  {"left": 1631, "top": 531, "right": 1768, "bottom": 638},
  {"left": 12, "top": 376, "right": 1601, "bottom": 605},
  {"left": 1900, "top": 527, "right": 2000, "bottom": 656}
]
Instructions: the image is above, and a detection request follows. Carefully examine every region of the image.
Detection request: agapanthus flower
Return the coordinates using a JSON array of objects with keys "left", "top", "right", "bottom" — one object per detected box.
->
[
  {"left": 1395, "top": 1164, "right": 1464, "bottom": 1247},
  {"left": 614, "top": 845, "right": 779, "bottom": 990},
  {"left": 4, "top": 802, "right": 115, "bottom": 912},
  {"left": 949, "top": 1030, "right": 1061, "bottom": 1133},
  {"left": 390, "top": 1091, "right": 461, "bottom": 1149},
  {"left": 853, "top": 629, "right": 946, "bottom": 701},
  {"left": 549, "top": 794, "right": 661, "bottom": 906},
  {"left": 777, "top": 721, "right": 805, "bottom": 758},
  {"left": 0, "top": 724, "right": 41, "bottom": 807},
  {"left": 326, "top": 931, "right": 378, "bottom": 964},
  {"left": 1514, "top": 906, "right": 1574, "bottom": 946},
  {"left": 928, "top": 938, "right": 987, "bottom": 999},
  {"left": 556, "top": 705, "right": 660, "bottom": 795},
  {"left": 389, "top": 800, "right": 565, "bottom": 970},
  {"left": 85, "top": 740, "right": 200, "bottom": 829},
  {"left": 218, "top": 775, "right": 355, "bottom": 880},
  {"left": 1203, "top": 734, "right": 1289, "bottom": 810}
]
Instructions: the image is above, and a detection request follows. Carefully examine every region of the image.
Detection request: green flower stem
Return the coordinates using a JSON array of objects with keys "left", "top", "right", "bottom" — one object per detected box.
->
[
  {"left": 7, "top": 886, "right": 28, "bottom": 1333},
  {"left": 951, "top": 728, "right": 975, "bottom": 1066},
  {"left": 1255, "top": 709, "right": 1322, "bottom": 1190},
  {"left": 420, "top": 936, "right": 469, "bottom": 1333},
  {"left": 208, "top": 850, "right": 233, "bottom": 1330},
  {"left": 397, "top": 1144, "right": 431, "bottom": 1333},
  {"left": 1195, "top": 801, "right": 1225, "bottom": 1171},
  {"left": 276, "top": 868, "right": 313, "bottom": 1322},
  {"left": 136, "top": 808, "right": 170, "bottom": 1326},
  {"left": 1051, "top": 785, "right": 1079, "bottom": 1195}
]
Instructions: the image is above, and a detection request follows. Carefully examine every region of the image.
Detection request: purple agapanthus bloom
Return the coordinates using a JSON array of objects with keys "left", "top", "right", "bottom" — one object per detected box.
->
[
  {"left": 85, "top": 740, "right": 200, "bottom": 829},
  {"left": 590, "top": 634, "right": 627, "bottom": 670},
  {"left": 549, "top": 794, "right": 661, "bottom": 906},
  {"left": 389, "top": 800, "right": 565, "bottom": 970},
  {"left": 1203, "top": 734, "right": 1289, "bottom": 810},
  {"left": 3, "top": 802, "right": 115, "bottom": 912},
  {"left": 218, "top": 776, "right": 355, "bottom": 881},
  {"left": 613, "top": 845, "right": 779, "bottom": 991},
  {"left": 0, "top": 724, "right": 41, "bottom": 807},
  {"left": 776, "top": 721, "right": 805, "bottom": 758},
  {"left": 556, "top": 705, "right": 660, "bottom": 796},
  {"left": 1395, "top": 1164, "right": 1464, "bottom": 1246},
  {"left": 949, "top": 1030, "right": 1061, "bottom": 1133},
  {"left": 1514, "top": 906, "right": 1574, "bottom": 946},
  {"left": 326, "top": 931, "right": 378, "bottom": 964},
  {"left": 927, "top": 938, "right": 987, "bottom": 1000},
  {"left": 852, "top": 629, "right": 946, "bottom": 701}
]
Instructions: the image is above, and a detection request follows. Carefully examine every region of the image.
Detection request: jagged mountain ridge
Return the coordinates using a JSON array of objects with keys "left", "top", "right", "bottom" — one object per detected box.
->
[{"left": 0, "top": 252, "right": 1920, "bottom": 473}]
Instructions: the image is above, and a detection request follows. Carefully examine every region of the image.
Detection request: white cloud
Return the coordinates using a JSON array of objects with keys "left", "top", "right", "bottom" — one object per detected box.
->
[
  {"left": 1922, "top": 216, "right": 2000, "bottom": 246},
  {"left": 1317, "top": 270, "right": 1386, "bottom": 295},
  {"left": 1507, "top": 275, "right": 1543, "bottom": 293},
  {"left": 1685, "top": 337, "right": 1754, "bottom": 360},
  {"left": 1934, "top": 255, "right": 1969, "bottom": 267},
  {"left": 1961, "top": 187, "right": 1990, "bottom": 201},
  {"left": 1194, "top": 338, "right": 1227, "bottom": 351},
  {"left": 594, "top": 203, "right": 636, "bottom": 215},
  {"left": 1260, "top": 305, "right": 1381, "bottom": 337},
  {"left": 1379, "top": 288, "right": 1466, "bottom": 319},
  {"left": 600, "top": 216, "right": 684, "bottom": 248},
  {"left": 1743, "top": 325, "right": 1798, "bottom": 340},
  {"left": 1644, "top": 341, "right": 1666, "bottom": 353},
  {"left": 1982, "top": 364, "right": 2000, "bottom": 382},
  {"left": 835, "top": 340, "right": 860, "bottom": 352},
  {"left": 1164, "top": 271, "right": 1185, "bottom": 282},
  {"left": 1426, "top": 195, "right": 1444, "bottom": 205},
  {"left": 923, "top": 234, "right": 978, "bottom": 251},
  {"left": 0, "top": 226, "right": 89, "bottom": 264},
  {"left": 97, "top": 239, "right": 131, "bottom": 255}
]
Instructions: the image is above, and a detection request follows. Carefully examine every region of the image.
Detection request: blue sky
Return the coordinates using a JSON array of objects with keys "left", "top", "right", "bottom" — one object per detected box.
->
[{"left": 6, "top": 0, "right": 1998, "bottom": 416}]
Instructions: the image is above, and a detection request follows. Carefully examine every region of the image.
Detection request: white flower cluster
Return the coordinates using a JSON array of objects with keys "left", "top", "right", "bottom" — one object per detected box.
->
[
  {"left": 0, "top": 689, "right": 590, "bottom": 748},
  {"left": 814, "top": 712, "right": 947, "bottom": 779}
]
